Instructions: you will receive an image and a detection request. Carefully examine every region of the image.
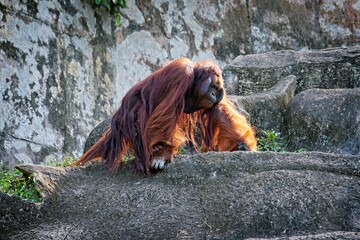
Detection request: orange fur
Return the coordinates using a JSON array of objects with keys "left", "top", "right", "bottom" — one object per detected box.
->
[
  {"left": 72, "top": 58, "right": 257, "bottom": 176},
  {"left": 210, "top": 96, "right": 257, "bottom": 151}
]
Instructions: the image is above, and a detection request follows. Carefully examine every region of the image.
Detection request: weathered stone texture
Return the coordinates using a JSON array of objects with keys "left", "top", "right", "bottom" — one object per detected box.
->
[
  {"left": 0, "top": 1, "right": 115, "bottom": 167},
  {"left": 83, "top": 117, "right": 110, "bottom": 153},
  {"left": 230, "top": 75, "right": 297, "bottom": 132},
  {"left": 248, "top": 0, "right": 360, "bottom": 53},
  {"left": 223, "top": 47, "right": 359, "bottom": 154},
  {"left": 1, "top": 151, "right": 359, "bottom": 239},
  {"left": 286, "top": 88, "right": 360, "bottom": 154},
  {"left": 1, "top": 1, "right": 359, "bottom": 166},
  {"left": 223, "top": 46, "right": 360, "bottom": 96}
]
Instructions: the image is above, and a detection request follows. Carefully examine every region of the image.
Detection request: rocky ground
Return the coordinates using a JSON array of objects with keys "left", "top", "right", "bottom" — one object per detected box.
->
[
  {"left": 1, "top": 151, "right": 359, "bottom": 239},
  {"left": 1, "top": 47, "right": 359, "bottom": 239}
]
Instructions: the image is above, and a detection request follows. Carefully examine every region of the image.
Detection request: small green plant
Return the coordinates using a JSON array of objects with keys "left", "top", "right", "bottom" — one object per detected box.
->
[
  {"left": 93, "top": 0, "right": 127, "bottom": 26},
  {"left": 0, "top": 155, "right": 76, "bottom": 203},
  {"left": 295, "top": 148, "right": 307, "bottom": 153},
  {"left": 257, "top": 130, "right": 285, "bottom": 152},
  {"left": 178, "top": 146, "right": 187, "bottom": 155},
  {"left": 45, "top": 155, "right": 75, "bottom": 167},
  {"left": 0, "top": 167, "right": 43, "bottom": 203}
]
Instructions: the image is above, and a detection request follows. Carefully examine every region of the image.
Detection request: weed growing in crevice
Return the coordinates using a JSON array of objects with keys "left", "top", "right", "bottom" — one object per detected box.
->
[
  {"left": 0, "top": 155, "right": 76, "bottom": 203},
  {"left": 257, "top": 130, "right": 306, "bottom": 153},
  {"left": 257, "top": 130, "right": 286, "bottom": 152},
  {"left": 0, "top": 166, "right": 42, "bottom": 203}
]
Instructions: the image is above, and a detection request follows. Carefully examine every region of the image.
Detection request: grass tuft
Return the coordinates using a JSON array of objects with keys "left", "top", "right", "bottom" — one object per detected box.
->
[
  {"left": 0, "top": 167, "right": 43, "bottom": 203},
  {"left": 0, "top": 155, "right": 76, "bottom": 203}
]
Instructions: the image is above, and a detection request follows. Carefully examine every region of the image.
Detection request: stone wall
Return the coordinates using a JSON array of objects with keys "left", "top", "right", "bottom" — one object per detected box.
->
[
  {"left": 1, "top": 0, "right": 359, "bottom": 166},
  {"left": 225, "top": 47, "right": 360, "bottom": 155},
  {"left": 1, "top": 0, "right": 115, "bottom": 166}
]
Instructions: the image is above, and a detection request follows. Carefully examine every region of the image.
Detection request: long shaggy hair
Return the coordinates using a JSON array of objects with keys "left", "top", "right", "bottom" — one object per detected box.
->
[{"left": 73, "top": 58, "right": 232, "bottom": 176}]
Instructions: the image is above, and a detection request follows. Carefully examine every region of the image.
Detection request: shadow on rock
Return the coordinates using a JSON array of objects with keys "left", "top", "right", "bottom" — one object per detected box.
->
[{"left": 1, "top": 151, "right": 359, "bottom": 239}]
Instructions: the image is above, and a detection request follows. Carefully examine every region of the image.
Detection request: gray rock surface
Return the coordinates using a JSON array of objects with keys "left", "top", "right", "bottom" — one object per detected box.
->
[
  {"left": 1, "top": 2, "right": 359, "bottom": 239},
  {"left": 230, "top": 75, "right": 297, "bottom": 132},
  {"left": 286, "top": 88, "right": 360, "bottom": 155},
  {"left": 223, "top": 47, "right": 360, "bottom": 95},
  {"left": 222, "top": 47, "right": 360, "bottom": 154},
  {"left": 2, "top": 1, "right": 360, "bottom": 167},
  {"left": 1, "top": 151, "right": 359, "bottom": 239},
  {"left": 83, "top": 118, "right": 110, "bottom": 153}
]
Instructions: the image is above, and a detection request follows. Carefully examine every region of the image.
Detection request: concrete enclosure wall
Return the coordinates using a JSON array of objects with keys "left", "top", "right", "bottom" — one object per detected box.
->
[{"left": 1, "top": 0, "right": 359, "bottom": 166}]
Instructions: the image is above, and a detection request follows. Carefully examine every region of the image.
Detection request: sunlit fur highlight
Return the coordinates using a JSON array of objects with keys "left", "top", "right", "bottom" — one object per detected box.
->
[
  {"left": 209, "top": 96, "right": 257, "bottom": 151},
  {"left": 72, "top": 58, "right": 257, "bottom": 176}
]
